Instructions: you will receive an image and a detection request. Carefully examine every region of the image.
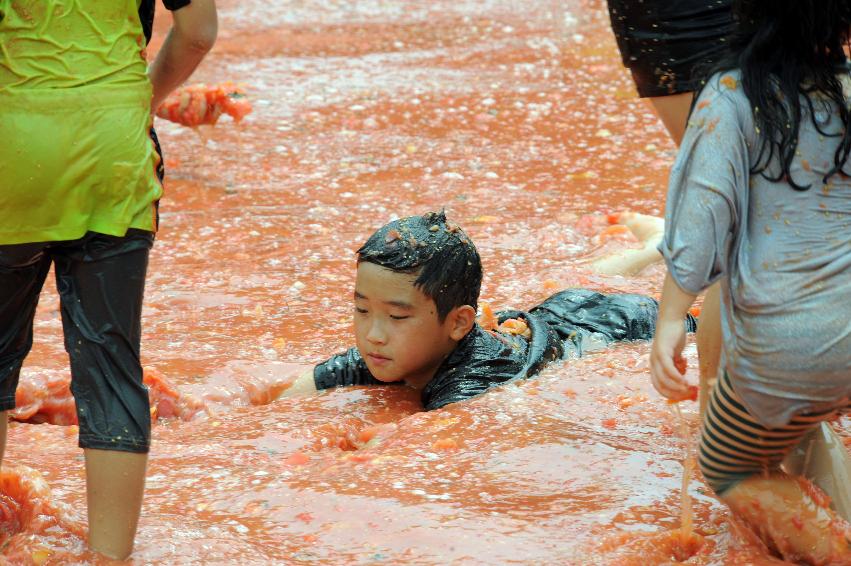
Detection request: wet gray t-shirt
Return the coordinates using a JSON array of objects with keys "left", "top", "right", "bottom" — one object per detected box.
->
[{"left": 660, "top": 71, "right": 851, "bottom": 428}]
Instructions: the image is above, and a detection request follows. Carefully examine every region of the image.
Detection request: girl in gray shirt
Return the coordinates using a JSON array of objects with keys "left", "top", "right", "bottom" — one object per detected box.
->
[{"left": 649, "top": 0, "right": 851, "bottom": 563}]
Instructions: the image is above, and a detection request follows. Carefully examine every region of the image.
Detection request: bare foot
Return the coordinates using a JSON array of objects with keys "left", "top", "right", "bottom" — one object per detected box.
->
[
  {"left": 616, "top": 212, "right": 665, "bottom": 246},
  {"left": 591, "top": 212, "right": 665, "bottom": 276}
]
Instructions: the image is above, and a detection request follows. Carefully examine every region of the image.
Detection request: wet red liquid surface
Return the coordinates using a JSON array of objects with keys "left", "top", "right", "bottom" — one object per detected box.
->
[{"left": 5, "top": 0, "right": 846, "bottom": 563}]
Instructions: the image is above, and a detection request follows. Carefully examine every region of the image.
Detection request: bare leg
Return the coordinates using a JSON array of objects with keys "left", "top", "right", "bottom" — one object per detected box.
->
[
  {"left": 647, "top": 92, "right": 693, "bottom": 146},
  {"left": 697, "top": 284, "right": 722, "bottom": 418},
  {"left": 784, "top": 422, "right": 851, "bottom": 521},
  {"left": 723, "top": 473, "right": 851, "bottom": 563},
  {"left": 84, "top": 448, "right": 148, "bottom": 560},
  {"left": 591, "top": 212, "right": 665, "bottom": 276}
]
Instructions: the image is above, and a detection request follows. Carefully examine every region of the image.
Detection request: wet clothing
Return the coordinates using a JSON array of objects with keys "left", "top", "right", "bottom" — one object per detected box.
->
[
  {"left": 606, "top": 0, "right": 734, "bottom": 97},
  {"left": 0, "top": 83, "right": 162, "bottom": 244},
  {"left": 699, "top": 372, "right": 848, "bottom": 495},
  {"left": 315, "top": 289, "right": 693, "bottom": 410},
  {"left": 0, "top": 0, "right": 190, "bottom": 452},
  {"left": 0, "top": 231, "right": 154, "bottom": 453},
  {"left": 659, "top": 71, "right": 851, "bottom": 429},
  {"left": 0, "top": 0, "right": 188, "bottom": 245}
]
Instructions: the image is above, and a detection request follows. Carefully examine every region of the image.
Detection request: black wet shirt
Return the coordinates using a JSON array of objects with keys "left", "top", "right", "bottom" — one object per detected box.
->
[
  {"left": 314, "top": 312, "right": 561, "bottom": 411},
  {"left": 314, "top": 289, "right": 684, "bottom": 410}
]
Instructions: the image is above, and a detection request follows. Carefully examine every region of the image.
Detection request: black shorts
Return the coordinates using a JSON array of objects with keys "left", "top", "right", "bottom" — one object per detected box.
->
[
  {"left": 606, "top": 0, "right": 734, "bottom": 97},
  {"left": 0, "top": 230, "right": 154, "bottom": 453}
]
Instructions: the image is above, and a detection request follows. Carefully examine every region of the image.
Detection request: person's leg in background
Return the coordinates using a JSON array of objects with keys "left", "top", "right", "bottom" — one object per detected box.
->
[
  {"left": 0, "top": 245, "right": 53, "bottom": 466},
  {"left": 606, "top": 0, "right": 728, "bottom": 418},
  {"left": 591, "top": 212, "right": 666, "bottom": 276},
  {"left": 53, "top": 230, "right": 154, "bottom": 560},
  {"left": 694, "top": 285, "right": 722, "bottom": 417},
  {"left": 646, "top": 92, "right": 693, "bottom": 146}
]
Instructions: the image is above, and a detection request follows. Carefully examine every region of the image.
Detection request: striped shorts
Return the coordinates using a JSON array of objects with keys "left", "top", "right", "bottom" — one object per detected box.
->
[{"left": 699, "top": 371, "right": 846, "bottom": 495}]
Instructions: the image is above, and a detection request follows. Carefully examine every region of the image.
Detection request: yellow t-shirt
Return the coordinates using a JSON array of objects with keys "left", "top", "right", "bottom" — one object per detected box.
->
[{"left": 0, "top": 0, "right": 162, "bottom": 244}]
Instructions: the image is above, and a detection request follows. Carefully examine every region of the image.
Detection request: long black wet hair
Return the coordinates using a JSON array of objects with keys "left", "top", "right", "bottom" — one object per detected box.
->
[
  {"left": 699, "top": 0, "right": 851, "bottom": 189},
  {"left": 357, "top": 211, "right": 482, "bottom": 321}
]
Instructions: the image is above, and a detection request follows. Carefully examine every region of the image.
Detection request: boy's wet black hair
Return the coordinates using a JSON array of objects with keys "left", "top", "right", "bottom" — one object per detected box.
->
[{"left": 357, "top": 211, "right": 482, "bottom": 322}]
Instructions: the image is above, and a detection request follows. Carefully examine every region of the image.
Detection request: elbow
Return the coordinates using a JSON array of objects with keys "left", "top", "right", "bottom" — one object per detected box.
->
[
  {"left": 170, "top": 0, "right": 218, "bottom": 54},
  {"left": 184, "top": 24, "right": 217, "bottom": 54},
  {"left": 173, "top": 9, "right": 218, "bottom": 55}
]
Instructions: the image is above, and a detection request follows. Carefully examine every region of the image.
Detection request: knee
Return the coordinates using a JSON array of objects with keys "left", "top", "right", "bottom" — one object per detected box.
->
[{"left": 74, "top": 388, "right": 151, "bottom": 453}]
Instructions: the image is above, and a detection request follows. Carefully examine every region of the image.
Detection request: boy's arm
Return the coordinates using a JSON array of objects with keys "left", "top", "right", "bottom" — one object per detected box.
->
[
  {"left": 276, "top": 348, "right": 381, "bottom": 401},
  {"left": 278, "top": 371, "right": 317, "bottom": 398},
  {"left": 148, "top": 0, "right": 218, "bottom": 112}
]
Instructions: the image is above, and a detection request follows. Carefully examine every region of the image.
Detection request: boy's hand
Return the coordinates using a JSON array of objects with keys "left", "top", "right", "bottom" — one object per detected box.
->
[
  {"left": 277, "top": 370, "right": 317, "bottom": 398},
  {"left": 650, "top": 317, "right": 691, "bottom": 401}
]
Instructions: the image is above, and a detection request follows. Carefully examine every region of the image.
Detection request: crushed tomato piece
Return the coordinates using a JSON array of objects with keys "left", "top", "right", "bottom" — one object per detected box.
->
[
  {"left": 477, "top": 302, "right": 498, "bottom": 331},
  {"left": 496, "top": 317, "right": 530, "bottom": 338},
  {"left": 156, "top": 83, "right": 253, "bottom": 127},
  {"left": 719, "top": 75, "right": 738, "bottom": 90}
]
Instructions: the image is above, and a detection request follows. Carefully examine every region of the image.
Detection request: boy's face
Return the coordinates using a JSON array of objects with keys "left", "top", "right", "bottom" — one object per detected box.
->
[{"left": 353, "top": 262, "right": 459, "bottom": 389}]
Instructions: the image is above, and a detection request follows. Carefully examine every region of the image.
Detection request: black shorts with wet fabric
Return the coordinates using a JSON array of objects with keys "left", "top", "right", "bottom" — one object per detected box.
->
[
  {"left": 606, "top": 0, "right": 734, "bottom": 97},
  {"left": 0, "top": 230, "right": 154, "bottom": 453}
]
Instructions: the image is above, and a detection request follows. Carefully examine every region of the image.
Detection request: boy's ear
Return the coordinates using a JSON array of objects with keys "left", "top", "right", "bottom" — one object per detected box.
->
[{"left": 448, "top": 305, "right": 476, "bottom": 341}]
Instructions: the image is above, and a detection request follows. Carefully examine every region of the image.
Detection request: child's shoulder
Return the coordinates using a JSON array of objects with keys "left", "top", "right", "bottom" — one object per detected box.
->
[
  {"left": 422, "top": 312, "right": 563, "bottom": 411},
  {"left": 421, "top": 325, "right": 528, "bottom": 408},
  {"left": 690, "top": 70, "right": 756, "bottom": 139},
  {"left": 696, "top": 70, "right": 749, "bottom": 111}
]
